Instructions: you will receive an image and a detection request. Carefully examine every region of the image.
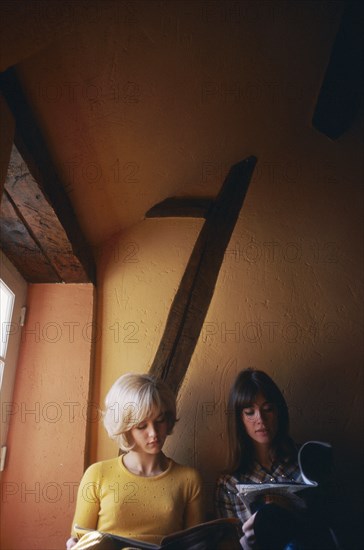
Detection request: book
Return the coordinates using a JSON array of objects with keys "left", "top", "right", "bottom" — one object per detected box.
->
[
  {"left": 74, "top": 517, "right": 241, "bottom": 550},
  {"left": 236, "top": 440, "right": 332, "bottom": 516}
]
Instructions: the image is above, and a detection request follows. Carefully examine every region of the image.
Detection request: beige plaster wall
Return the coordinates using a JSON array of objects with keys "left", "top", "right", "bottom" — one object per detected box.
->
[
  {"left": 90, "top": 218, "right": 204, "bottom": 461},
  {"left": 93, "top": 127, "right": 363, "bottom": 541},
  {"left": 0, "top": 283, "right": 94, "bottom": 550}
]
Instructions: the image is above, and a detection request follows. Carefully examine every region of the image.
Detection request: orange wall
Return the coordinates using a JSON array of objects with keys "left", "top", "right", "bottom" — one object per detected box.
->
[{"left": 0, "top": 283, "right": 94, "bottom": 550}]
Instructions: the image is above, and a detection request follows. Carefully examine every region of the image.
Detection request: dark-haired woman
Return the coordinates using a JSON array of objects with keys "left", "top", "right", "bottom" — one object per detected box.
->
[{"left": 215, "top": 369, "right": 338, "bottom": 549}]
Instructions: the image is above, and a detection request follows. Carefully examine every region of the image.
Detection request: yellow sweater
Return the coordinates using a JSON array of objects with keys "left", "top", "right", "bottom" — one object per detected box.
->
[{"left": 71, "top": 456, "right": 203, "bottom": 544}]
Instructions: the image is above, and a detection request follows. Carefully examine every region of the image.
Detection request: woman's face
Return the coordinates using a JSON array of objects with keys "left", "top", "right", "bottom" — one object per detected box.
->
[
  {"left": 241, "top": 392, "right": 278, "bottom": 447},
  {"left": 129, "top": 409, "right": 169, "bottom": 455}
]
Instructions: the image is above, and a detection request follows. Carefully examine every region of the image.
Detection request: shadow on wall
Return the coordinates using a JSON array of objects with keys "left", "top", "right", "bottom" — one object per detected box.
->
[
  {"left": 290, "top": 357, "right": 363, "bottom": 550},
  {"left": 166, "top": 352, "right": 362, "bottom": 549}
]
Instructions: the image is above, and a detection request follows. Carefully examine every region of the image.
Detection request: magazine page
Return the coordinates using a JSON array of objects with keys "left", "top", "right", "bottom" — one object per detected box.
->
[
  {"left": 235, "top": 440, "right": 332, "bottom": 516},
  {"left": 298, "top": 440, "right": 332, "bottom": 485},
  {"left": 236, "top": 482, "right": 311, "bottom": 515},
  {"left": 74, "top": 525, "right": 160, "bottom": 550}
]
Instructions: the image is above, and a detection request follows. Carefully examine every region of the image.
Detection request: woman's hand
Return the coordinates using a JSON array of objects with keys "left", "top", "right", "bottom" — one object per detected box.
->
[
  {"left": 66, "top": 537, "right": 78, "bottom": 550},
  {"left": 240, "top": 512, "right": 257, "bottom": 549}
]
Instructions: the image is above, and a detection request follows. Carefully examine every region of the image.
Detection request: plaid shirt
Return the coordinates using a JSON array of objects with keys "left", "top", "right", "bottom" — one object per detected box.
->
[{"left": 215, "top": 460, "right": 302, "bottom": 529}]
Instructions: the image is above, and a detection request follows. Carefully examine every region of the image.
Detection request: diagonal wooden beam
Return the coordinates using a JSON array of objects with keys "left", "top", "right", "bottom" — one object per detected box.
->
[
  {"left": 149, "top": 156, "right": 257, "bottom": 393},
  {"left": 0, "top": 67, "right": 96, "bottom": 284}
]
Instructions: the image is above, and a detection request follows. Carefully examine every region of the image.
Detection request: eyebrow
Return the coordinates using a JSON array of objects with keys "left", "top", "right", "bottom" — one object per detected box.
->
[
  {"left": 138, "top": 410, "right": 165, "bottom": 422},
  {"left": 243, "top": 400, "right": 272, "bottom": 408}
]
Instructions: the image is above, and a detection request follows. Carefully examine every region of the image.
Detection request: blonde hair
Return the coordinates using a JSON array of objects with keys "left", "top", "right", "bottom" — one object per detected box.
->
[{"left": 102, "top": 373, "right": 177, "bottom": 452}]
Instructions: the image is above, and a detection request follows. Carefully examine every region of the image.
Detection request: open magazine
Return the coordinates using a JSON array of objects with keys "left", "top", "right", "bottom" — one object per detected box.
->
[
  {"left": 236, "top": 441, "right": 332, "bottom": 516},
  {"left": 74, "top": 517, "right": 241, "bottom": 550}
]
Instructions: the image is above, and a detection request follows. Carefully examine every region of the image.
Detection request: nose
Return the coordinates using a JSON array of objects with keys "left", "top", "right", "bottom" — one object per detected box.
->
[
  {"left": 255, "top": 409, "right": 264, "bottom": 422},
  {"left": 147, "top": 422, "right": 157, "bottom": 437}
]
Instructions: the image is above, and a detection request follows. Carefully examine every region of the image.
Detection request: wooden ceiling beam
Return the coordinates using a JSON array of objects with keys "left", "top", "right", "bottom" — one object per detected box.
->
[
  {"left": 0, "top": 67, "right": 96, "bottom": 284},
  {"left": 312, "top": 1, "right": 364, "bottom": 139},
  {"left": 1, "top": 145, "right": 91, "bottom": 283},
  {"left": 1, "top": 190, "right": 60, "bottom": 283}
]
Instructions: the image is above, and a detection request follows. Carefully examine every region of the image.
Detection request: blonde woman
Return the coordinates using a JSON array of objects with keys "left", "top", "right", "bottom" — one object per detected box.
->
[{"left": 67, "top": 373, "right": 203, "bottom": 548}]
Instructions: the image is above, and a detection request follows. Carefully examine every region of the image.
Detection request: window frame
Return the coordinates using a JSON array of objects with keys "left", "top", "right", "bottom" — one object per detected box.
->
[{"left": 0, "top": 251, "right": 28, "bottom": 463}]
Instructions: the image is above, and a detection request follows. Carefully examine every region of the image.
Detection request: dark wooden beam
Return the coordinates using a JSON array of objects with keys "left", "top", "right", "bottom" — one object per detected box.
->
[
  {"left": 0, "top": 93, "right": 15, "bottom": 197},
  {"left": 149, "top": 156, "right": 257, "bottom": 393},
  {"left": 312, "top": 1, "right": 364, "bottom": 139},
  {"left": 1, "top": 145, "right": 90, "bottom": 283},
  {"left": 145, "top": 197, "right": 213, "bottom": 219},
  {"left": 0, "top": 190, "right": 60, "bottom": 283},
  {"left": 0, "top": 67, "right": 96, "bottom": 284}
]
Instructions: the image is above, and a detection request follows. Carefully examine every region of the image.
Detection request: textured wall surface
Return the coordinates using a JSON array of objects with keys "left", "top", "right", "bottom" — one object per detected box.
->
[{"left": 94, "top": 132, "right": 363, "bottom": 543}]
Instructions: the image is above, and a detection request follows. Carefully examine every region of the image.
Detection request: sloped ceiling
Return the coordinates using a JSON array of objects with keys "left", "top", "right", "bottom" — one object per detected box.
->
[{"left": 0, "top": 0, "right": 354, "bottom": 254}]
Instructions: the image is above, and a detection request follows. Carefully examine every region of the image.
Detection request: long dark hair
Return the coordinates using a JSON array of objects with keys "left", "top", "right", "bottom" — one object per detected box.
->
[{"left": 226, "top": 368, "right": 297, "bottom": 474}]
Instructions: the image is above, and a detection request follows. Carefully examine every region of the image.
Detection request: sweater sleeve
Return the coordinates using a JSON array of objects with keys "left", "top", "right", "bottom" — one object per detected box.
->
[
  {"left": 71, "top": 463, "right": 101, "bottom": 537},
  {"left": 183, "top": 468, "right": 204, "bottom": 528}
]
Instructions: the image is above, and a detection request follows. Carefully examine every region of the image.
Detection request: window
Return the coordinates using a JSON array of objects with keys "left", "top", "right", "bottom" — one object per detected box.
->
[
  {"left": 0, "top": 251, "right": 28, "bottom": 464},
  {"left": 0, "top": 279, "right": 15, "bottom": 389}
]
